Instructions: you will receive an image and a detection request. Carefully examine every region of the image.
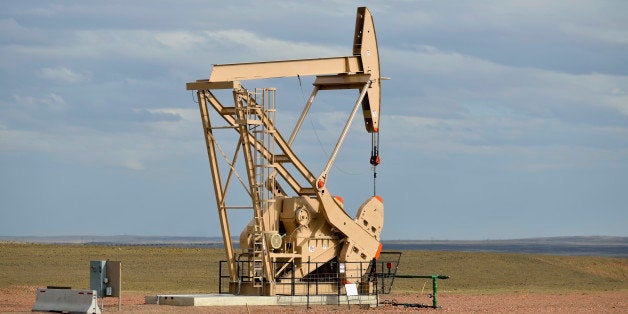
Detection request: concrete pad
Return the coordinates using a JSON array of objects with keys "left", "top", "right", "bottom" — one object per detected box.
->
[
  {"left": 146, "top": 294, "right": 279, "bottom": 306},
  {"left": 145, "top": 293, "right": 378, "bottom": 307},
  {"left": 277, "top": 294, "right": 378, "bottom": 306}
]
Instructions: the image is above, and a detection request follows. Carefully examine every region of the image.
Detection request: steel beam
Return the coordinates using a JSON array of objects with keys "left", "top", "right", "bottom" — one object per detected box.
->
[{"left": 209, "top": 57, "right": 362, "bottom": 82}]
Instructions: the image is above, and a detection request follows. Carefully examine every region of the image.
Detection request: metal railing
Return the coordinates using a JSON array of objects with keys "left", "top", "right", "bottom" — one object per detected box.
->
[{"left": 218, "top": 252, "right": 403, "bottom": 298}]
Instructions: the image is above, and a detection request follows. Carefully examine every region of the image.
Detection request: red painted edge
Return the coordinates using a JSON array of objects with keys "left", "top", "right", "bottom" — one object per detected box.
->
[
  {"left": 374, "top": 242, "right": 383, "bottom": 260},
  {"left": 334, "top": 195, "right": 344, "bottom": 204}
]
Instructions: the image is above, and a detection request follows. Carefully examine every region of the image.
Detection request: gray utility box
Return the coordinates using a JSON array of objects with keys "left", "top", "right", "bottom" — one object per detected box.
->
[{"left": 89, "top": 260, "right": 107, "bottom": 297}]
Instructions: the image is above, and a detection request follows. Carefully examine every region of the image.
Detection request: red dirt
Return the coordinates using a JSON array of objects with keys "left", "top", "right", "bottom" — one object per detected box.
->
[{"left": 2, "top": 285, "right": 626, "bottom": 313}]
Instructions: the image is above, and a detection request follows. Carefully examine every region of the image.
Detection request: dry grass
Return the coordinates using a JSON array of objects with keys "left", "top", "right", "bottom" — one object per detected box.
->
[
  {"left": 395, "top": 250, "right": 628, "bottom": 293},
  {"left": 0, "top": 243, "right": 221, "bottom": 294},
  {"left": 1, "top": 242, "right": 626, "bottom": 294}
]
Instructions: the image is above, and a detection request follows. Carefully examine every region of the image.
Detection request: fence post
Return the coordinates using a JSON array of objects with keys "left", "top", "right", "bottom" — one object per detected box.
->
[
  {"left": 432, "top": 275, "right": 438, "bottom": 308},
  {"left": 291, "top": 260, "right": 295, "bottom": 296},
  {"left": 315, "top": 262, "right": 319, "bottom": 295},
  {"left": 218, "top": 261, "right": 222, "bottom": 294},
  {"left": 337, "top": 261, "right": 341, "bottom": 305},
  {"left": 373, "top": 259, "right": 379, "bottom": 306},
  {"left": 307, "top": 257, "right": 310, "bottom": 309}
]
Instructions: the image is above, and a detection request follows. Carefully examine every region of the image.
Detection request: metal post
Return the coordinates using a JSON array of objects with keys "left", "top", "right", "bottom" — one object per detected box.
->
[
  {"left": 315, "top": 262, "right": 319, "bottom": 295},
  {"left": 337, "top": 261, "right": 341, "bottom": 305},
  {"left": 380, "top": 261, "right": 384, "bottom": 295},
  {"left": 432, "top": 275, "right": 438, "bottom": 308},
  {"left": 373, "top": 259, "right": 378, "bottom": 306},
  {"left": 307, "top": 257, "right": 311, "bottom": 309},
  {"left": 197, "top": 91, "right": 237, "bottom": 282},
  {"left": 289, "top": 86, "right": 319, "bottom": 145},
  {"left": 358, "top": 261, "right": 362, "bottom": 294},
  {"left": 291, "top": 260, "right": 295, "bottom": 296}
]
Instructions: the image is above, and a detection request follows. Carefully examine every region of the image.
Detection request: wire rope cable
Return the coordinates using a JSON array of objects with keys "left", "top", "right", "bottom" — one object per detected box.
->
[{"left": 295, "top": 77, "right": 368, "bottom": 176}]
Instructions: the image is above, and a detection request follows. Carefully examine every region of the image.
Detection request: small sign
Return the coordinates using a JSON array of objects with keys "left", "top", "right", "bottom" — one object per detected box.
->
[
  {"left": 345, "top": 283, "right": 358, "bottom": 296},
  {"left": 339, "top": 263, "right": 345, "bottom": 274}
]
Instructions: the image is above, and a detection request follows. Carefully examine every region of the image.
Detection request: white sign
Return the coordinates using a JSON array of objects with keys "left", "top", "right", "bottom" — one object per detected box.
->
[
  {"left": 339, "top": 263, "right": 345, "bottom": 274},
  {"left": 345, "top": 283, "right": 358, "bottom": 296}
]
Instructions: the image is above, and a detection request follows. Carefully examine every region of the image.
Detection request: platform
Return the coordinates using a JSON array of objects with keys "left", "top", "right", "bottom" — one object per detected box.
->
[{"left": 145, "top": 294, "right": 378, "bottom": 307}]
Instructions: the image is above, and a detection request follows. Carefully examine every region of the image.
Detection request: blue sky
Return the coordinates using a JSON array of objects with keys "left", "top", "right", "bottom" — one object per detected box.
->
[{"left": 1, "top": 1, "right": 626, "bottom": 240}]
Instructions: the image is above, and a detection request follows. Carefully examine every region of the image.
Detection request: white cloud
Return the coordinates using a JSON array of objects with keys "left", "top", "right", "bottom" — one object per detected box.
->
[
  {"left": 153, "top": 31, "right": 207, "bottom": 50},
  {"left": 384, "top": 44, "right": 628, "bottom": 119},
  {"left": 560, "top": 23, "right": 628, "bottom": 45},
  {"left": 382, "top": 112, "right": 628, "bottom": 172},
  {"left": 10, "top": 4, "right": 65, "bottom": 17},
  {"left": 147, "top": 108, "right": 197, "bottom": 121},
  {"left": 38, "top": 66, "right": 91, "bottom": 84},
  {"left": 124, "top": 159, "right": 145, "bottom": 171},
  {"left": 0, "top": 18, "right": 38, "bottom": 42},
  {"left": 0, "top": 105, "right": 204, "bottom": 171},
  {"left": 204, "top": 29, "right": 346, "bottom": 61},
  {"left": 12, "top": 92, "right": 68, "bottom": 111},
  {"left": 1, "top": 26, "right": 344, "bottom": 74},
  {"left": 0, "top": 125, "right": 187, "bottom": 171},
  {"left": 608, "top": 95, "right": 628, "bottom": 116},
  {"left": 144, "top": 108, "right": 199, "bottom": 139}
]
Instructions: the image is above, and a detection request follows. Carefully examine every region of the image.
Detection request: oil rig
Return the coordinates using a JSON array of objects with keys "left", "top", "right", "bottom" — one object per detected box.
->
[{"left": 187, "top": 7, "right": 387, "bottom": 296}]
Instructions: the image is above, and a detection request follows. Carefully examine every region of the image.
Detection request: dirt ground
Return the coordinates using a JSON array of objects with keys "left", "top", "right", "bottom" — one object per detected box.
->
[{"left": 2, "top": 285, "right": 626, "bottom": 313}]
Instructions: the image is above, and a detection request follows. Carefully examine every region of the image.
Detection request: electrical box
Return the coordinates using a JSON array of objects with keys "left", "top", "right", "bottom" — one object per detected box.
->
[
  {"left": 105, "top": 261, "right": 121, "bottom": 297},
  {"left": 90, "top": 260, "right": 107, "bottom": 297}
]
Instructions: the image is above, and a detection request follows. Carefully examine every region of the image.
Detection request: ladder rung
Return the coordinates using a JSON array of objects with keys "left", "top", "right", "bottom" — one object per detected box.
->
[
  {"left": 236, "top": 119, "right": 262, "bottom": 125},
  {"left": 253, "top": 129, "right": 275, "bottom": 134},
  {"left": 298, "top": 188, "right": 317, "bottom": 195},
  {"left": 224, "top": 206, "right": 254, "bottom": 209},
  {"left": 208, "top": 125, "right": 237, "bottom": 130},
  {"left": 273, "top": 155, "right": 291, "bottom": 162},
  {"left": 220, "top": 107, "right": 236, "bottom": 115}
]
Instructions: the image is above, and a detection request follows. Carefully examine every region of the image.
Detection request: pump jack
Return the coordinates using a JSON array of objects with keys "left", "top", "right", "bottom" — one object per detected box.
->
[{"left": 187, "top": 7, "right": 385, "bottom": 296}]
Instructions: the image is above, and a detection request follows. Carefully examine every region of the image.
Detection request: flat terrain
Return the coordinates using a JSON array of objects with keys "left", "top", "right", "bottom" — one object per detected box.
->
[{"left": 1, "top": 242, "right": 626, "bottom": 312}]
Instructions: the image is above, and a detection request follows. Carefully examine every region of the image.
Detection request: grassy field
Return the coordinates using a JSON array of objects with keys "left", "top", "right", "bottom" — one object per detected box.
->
[{"left": 1, "top": 242, "right": 626, "bottom": 294}]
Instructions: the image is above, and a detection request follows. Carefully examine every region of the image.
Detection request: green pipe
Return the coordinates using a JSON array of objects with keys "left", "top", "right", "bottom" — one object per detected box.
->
[
  {"left": 394, "top": 274, "right": 449, "bottom": 279},
  {"left": 393, "top": 274, "right": 449, "bottom": 308},
  {"left": 432, "top": 275, "right": 438, "bottom": 308}
]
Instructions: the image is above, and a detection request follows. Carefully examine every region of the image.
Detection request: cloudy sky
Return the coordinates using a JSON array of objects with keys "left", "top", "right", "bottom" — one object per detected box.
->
[{"left": 1, "top": 1, "right": 626, "bottom": 240}]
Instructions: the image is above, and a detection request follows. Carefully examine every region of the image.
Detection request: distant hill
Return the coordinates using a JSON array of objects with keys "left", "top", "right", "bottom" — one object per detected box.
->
[
  {"left": 1, "top": 235, "right": 626, "bottom": 257},
  {"left": 382, "top": 236, "right": 628, "bottom": 257},
  {"left": 0, "top": 235, "right": 224, "bottom": 247},
  {"left": 384, "top": 236, "right": 628, "bottom": 246}
]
